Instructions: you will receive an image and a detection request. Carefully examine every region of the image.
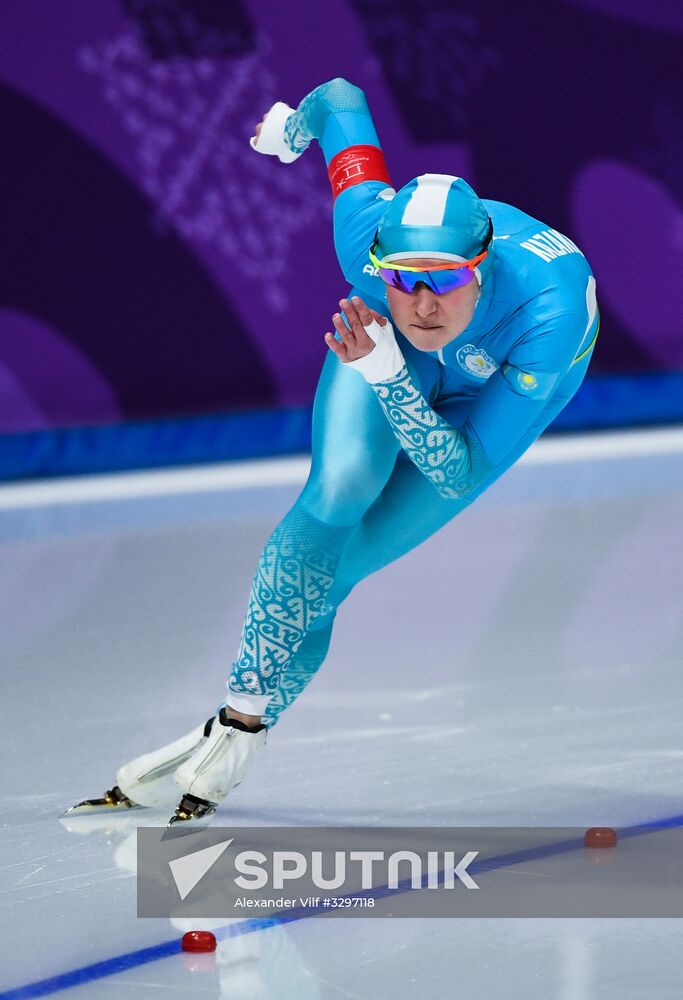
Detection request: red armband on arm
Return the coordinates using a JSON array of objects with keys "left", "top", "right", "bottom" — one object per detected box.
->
[{"left": 327, "top": 145, "right": 392, "bottom": 200}]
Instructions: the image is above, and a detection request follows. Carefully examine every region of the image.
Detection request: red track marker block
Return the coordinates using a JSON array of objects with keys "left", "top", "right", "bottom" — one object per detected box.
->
[
  {"left": 181, "top": 930, "right": 217, "bottom": 953},
  {"left": 584, "top": 827, "right": 618, "bottom": 848}
]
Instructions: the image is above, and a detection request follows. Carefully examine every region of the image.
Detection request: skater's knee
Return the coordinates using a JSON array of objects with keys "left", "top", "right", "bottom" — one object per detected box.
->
[{"left": 302, "top": 452, "right": 384, "bottom": 525}]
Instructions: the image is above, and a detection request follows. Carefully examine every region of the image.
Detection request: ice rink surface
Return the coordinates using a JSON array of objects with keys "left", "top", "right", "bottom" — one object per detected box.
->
[{"left": 1, "top": 427, "right": 682, "bottom": 999}]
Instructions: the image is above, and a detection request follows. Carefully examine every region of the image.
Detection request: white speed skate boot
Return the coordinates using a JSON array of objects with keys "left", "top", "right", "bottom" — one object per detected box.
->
[
  {"left": 62, "top": 717, "right": 215, "bottom": 817},
  {"left": 167, "top": 708, "right": 267, "bottom": 828}
]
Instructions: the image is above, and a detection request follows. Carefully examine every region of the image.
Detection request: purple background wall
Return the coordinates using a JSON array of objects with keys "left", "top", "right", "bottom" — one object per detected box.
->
[{"left": 1, "top": 0, "right": 682, "bottom": 450}]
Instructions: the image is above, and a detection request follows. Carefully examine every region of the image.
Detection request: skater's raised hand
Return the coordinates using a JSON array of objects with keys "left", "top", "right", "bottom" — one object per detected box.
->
[
  {"left": 325, "top": 296, "right": 388, "bottom": 363},
  {"left": 326, "top": 296, "right": 406, "bottom": 383},
  {"left": 249, "top": 102, "right": 302, "bottom": 163}
]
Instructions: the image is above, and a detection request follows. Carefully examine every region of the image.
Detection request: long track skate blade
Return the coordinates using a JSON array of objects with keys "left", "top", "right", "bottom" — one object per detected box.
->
[
  {"left": 161, "top": 819, "right": 212, "bottom": 841},
  {"left": 61, "top": 785, "right": 142, "bottom": 818},
  {"left": 61, "top": 800, "right": 145, "bottom": 818}
]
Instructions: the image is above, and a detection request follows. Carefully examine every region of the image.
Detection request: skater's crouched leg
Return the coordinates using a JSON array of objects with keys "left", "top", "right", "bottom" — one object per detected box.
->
[{"left": 227, "top": 355, "right": 402, "bottom": 713}]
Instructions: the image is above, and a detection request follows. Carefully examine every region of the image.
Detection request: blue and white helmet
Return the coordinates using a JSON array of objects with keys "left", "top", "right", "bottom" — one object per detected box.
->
[{"left": 374, "top": 174, "right": 494, "bottom": 283}]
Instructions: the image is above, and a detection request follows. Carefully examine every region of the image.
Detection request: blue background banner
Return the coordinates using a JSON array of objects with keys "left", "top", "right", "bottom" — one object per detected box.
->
[{"left": 1, "top": 0, "right": 681, "bottom": 478}]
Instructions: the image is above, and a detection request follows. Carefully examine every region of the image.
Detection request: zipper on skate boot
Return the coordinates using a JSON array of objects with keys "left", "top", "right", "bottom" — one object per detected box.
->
[
  {"left": 191, "top": 710, "right": 267, "bottom": 776},
  {"left": 133, "top": 718, "right": 216, "bottom": 785}
]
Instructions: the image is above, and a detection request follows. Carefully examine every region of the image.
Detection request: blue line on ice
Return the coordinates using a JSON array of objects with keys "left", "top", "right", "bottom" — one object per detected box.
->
[{"left": 2, "top": 812, "right": 683, "bottom": 999}]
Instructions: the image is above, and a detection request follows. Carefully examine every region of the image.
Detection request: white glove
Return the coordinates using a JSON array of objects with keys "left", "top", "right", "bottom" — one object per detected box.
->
[
  {"left": 249, "top": 102, "right": 302, "bottom": 163},
  {"left": 346, "top": 318, "right": 406, "bottom": 384}
]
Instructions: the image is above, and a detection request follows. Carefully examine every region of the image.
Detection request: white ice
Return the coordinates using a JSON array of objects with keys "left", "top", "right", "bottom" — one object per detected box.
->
[{"left": 1, "top": 427, "right": 682, "bottom": 998}]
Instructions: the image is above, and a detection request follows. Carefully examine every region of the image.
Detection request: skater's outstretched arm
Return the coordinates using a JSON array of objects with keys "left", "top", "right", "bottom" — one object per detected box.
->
[
  {"left": 251, "top": 78, "right": 394, "bottom": 300},
  {"left": 326, "top": 296, "right": 595, "bottom": 498}
]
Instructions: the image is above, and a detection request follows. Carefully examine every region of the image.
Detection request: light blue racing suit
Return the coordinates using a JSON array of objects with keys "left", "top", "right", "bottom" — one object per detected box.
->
[{"left": 225, "top": 80, "right": 599, "bottom": 724}]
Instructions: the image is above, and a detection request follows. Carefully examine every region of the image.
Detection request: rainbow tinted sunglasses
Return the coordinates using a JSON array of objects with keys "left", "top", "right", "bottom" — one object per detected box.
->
[{"left": 368, "top": 219, "right": 493, "bottom": 294}]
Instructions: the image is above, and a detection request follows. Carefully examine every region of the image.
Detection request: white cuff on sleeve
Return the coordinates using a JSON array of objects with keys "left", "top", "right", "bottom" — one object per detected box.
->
[
  {"left": 345, "top": 318, "right": 406, "bottom": 384},
  {"left": 249, "top": 102, "right": 302, "bottom": 163},
  {"left": 226, "top": 688, "right": 272, "bottom": 715}
]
